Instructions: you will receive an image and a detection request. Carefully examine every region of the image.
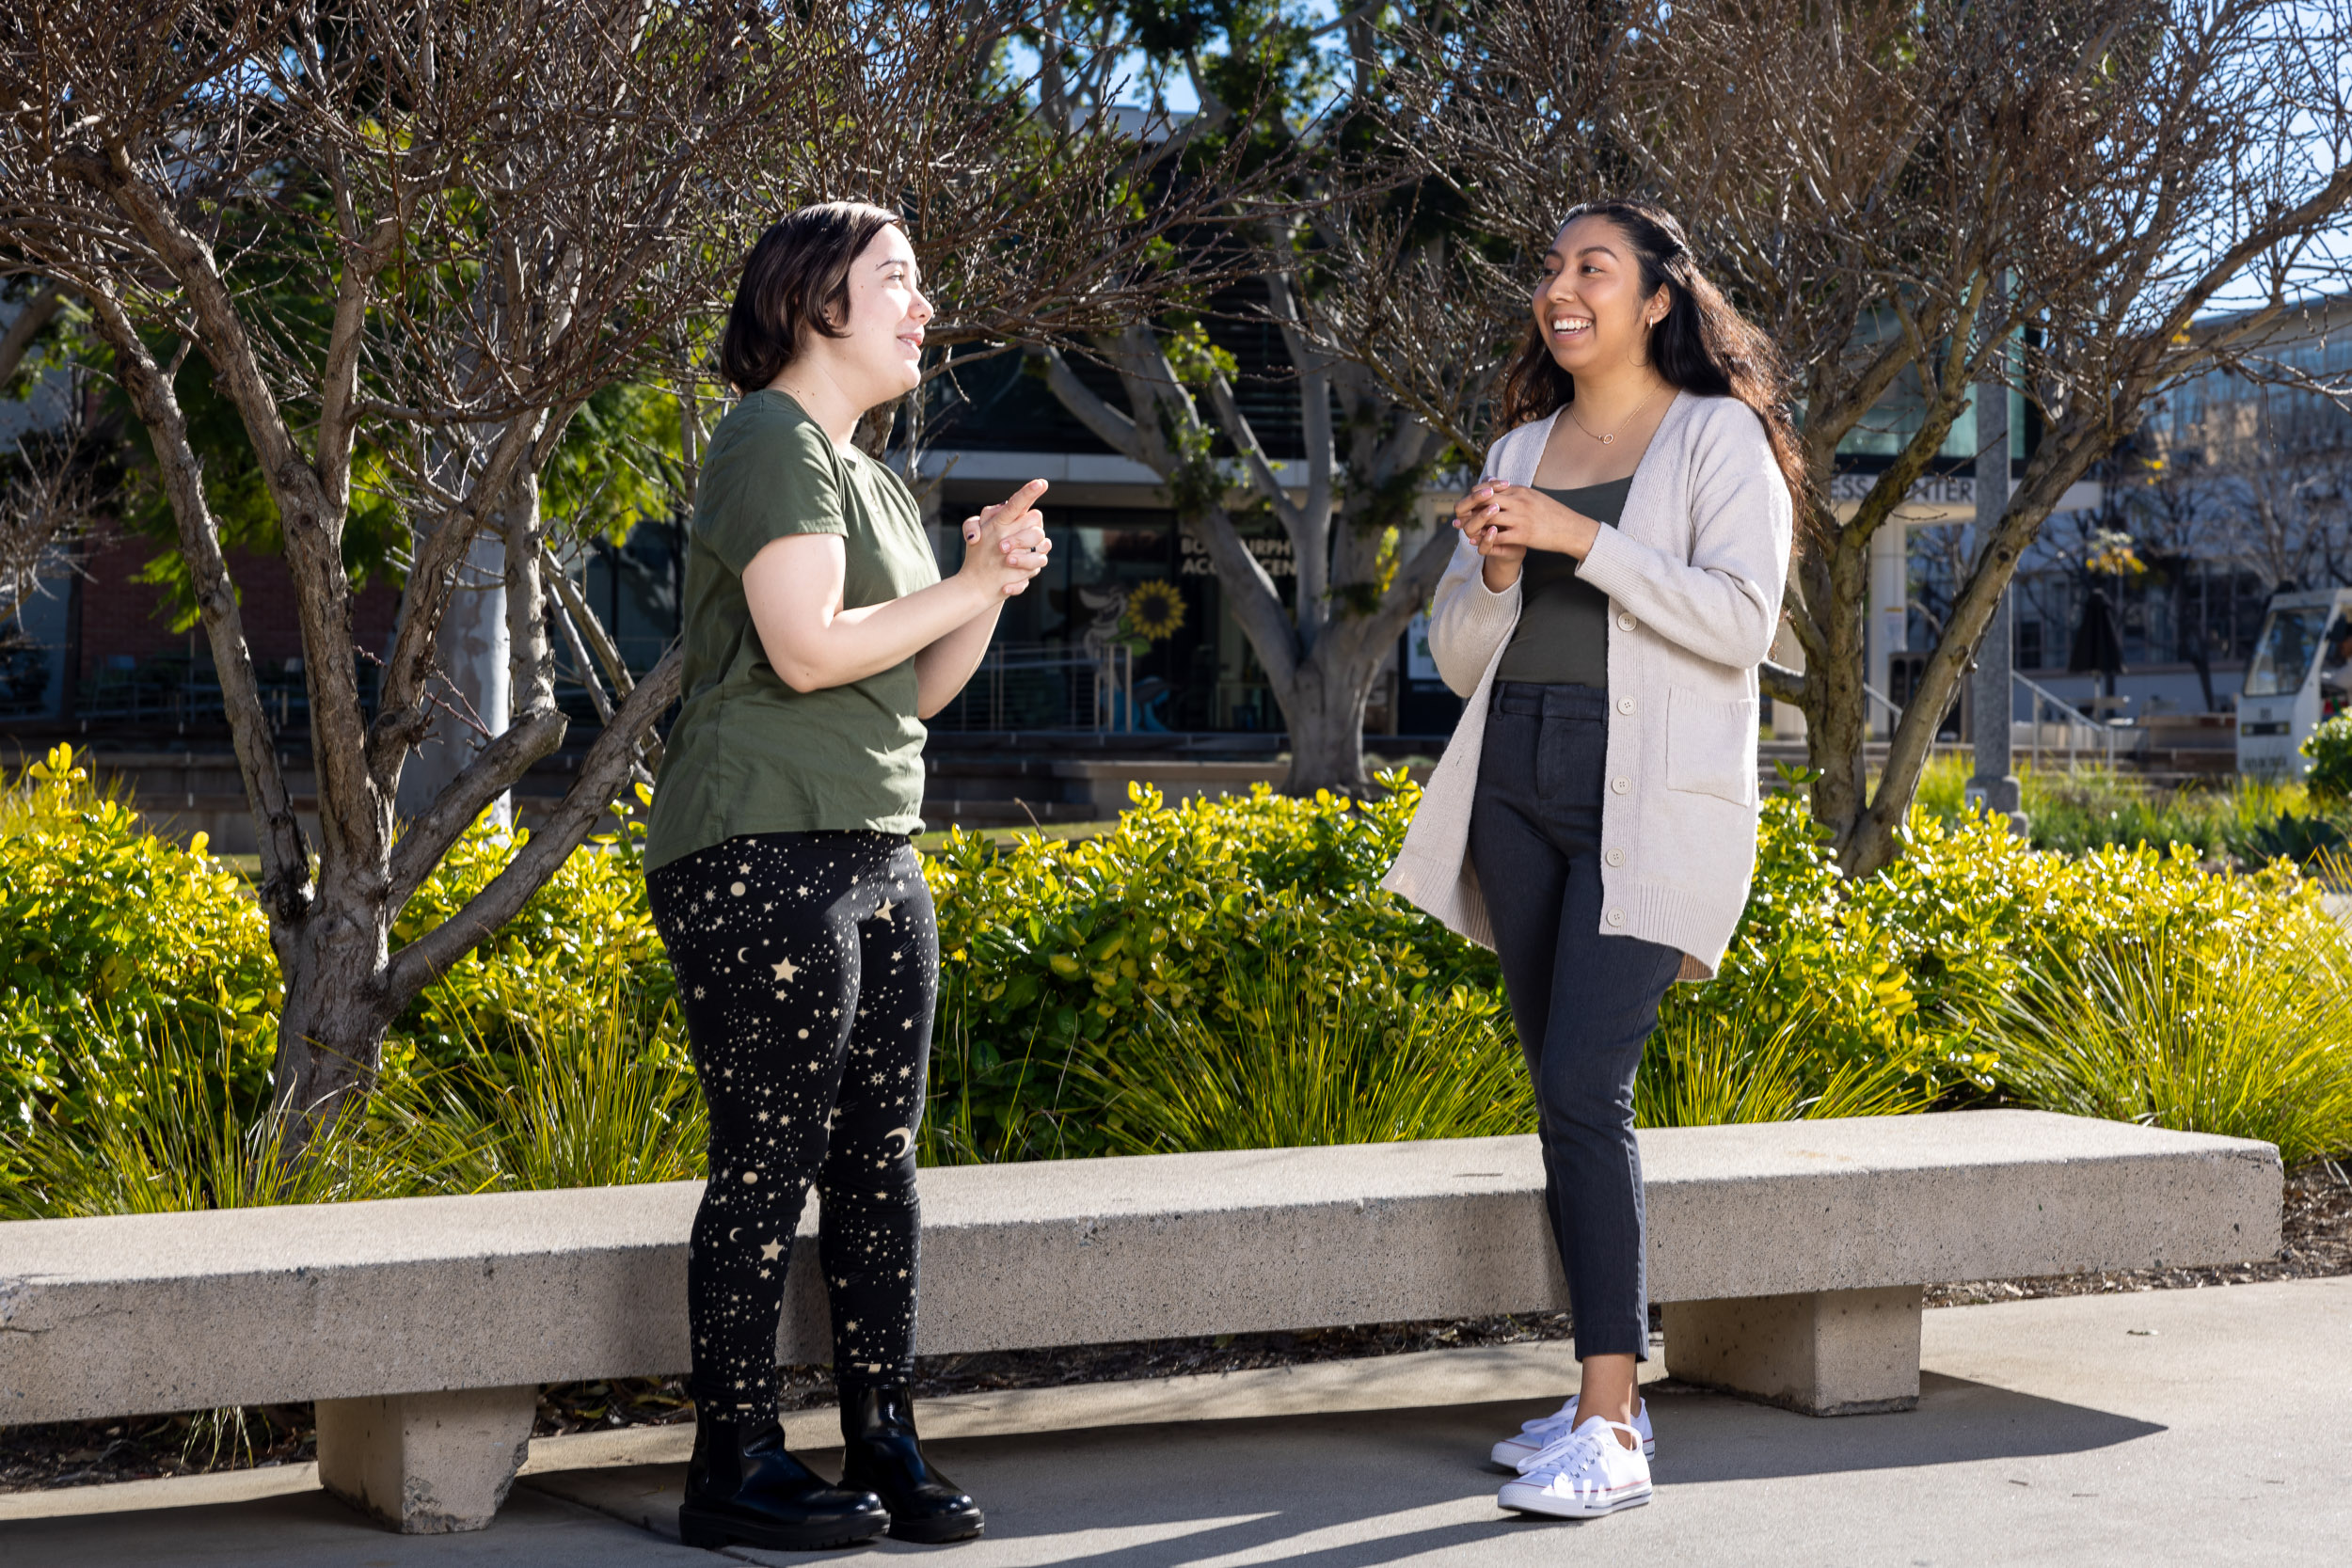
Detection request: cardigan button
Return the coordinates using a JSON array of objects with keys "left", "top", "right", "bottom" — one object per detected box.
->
[
  {"left": 1616, "top": 696, "right": 1636, "bottom": 715},
  {"left": 1606, "top": 909, "right": 1628, "bottom": 927},
  {"left": 1606, "top": 847, "right": 1626, "bottom": 867},
  {"left": 1616, "top": 612, "right": 1636, "bottom": 630},
  {"left": 1610, "top": 776, "right": 1630, "bottom": 795}
]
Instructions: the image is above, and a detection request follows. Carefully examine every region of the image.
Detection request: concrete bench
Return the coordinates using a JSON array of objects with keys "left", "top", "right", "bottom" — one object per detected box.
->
[{"left": 0, "top": 1110, "right": 2278, "bottom": 1532}]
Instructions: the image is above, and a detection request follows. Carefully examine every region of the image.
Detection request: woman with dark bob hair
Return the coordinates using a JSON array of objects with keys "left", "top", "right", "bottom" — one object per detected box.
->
[
  {"left": 1384, "top": 198, "right": 1801, "bottom": 1520},
  {"left": 644, "top": 201, "right": 1050, "bottom": 1552}
]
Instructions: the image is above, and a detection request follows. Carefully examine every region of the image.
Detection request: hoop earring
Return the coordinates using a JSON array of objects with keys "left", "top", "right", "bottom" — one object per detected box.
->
[{"left": 1627, "top": 309, "right": 1666, "bottom": 368}]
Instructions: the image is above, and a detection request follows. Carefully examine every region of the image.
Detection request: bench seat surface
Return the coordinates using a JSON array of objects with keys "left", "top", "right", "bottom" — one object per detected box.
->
[{"left": 0, "top": 1111, "right": 2279, "bottom": 1424}]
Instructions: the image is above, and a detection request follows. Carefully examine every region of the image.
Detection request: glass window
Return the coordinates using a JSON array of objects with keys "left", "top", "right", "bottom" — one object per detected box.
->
[{"left": 2242, "top": 605, "right": 2329, "bottom": 697}]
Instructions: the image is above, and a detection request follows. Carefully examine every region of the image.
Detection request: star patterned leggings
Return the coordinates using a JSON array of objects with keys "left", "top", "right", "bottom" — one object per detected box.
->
[{"left": 645, "top": 829, "right": 936, "bottom": 1423}]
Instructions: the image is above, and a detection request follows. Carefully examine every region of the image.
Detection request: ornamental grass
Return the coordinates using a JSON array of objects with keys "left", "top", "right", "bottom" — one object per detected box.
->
[
  {"left": 1097, "top": 956, "right": 1531, "bottom": 1154},
  {"left": 6, "top": 750, "right": 2350, "bottom": 1217},
  {"left": 1980, "top": 922, "right": 2352, "bottom": 1166}
]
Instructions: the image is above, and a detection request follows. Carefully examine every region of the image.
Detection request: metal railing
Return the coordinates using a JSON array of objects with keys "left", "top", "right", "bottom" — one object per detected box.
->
[
  {"left": 72, "top": 659, "right": 345, "bottom": 731},
  {"left": 927, "top": 641, "right": 1136, "bottom": 734},
  {"left": 1865, "top": 673, "right": 2116, "bottom": 775},
  {"left": 2013, "top": 673, "right": 2119, "bottom": 773},
  {"left": 1862, "top": 681, "right": 1906, "bottom": 732}
]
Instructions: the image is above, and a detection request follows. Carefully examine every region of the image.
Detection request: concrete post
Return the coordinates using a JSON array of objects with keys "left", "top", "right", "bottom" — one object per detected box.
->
[
  {"left": 396, "top": 530, "right": 512, "bottom": 824},
  {"left": 1867, "top": 521, "right": 1908, "bottom": 738},
  {"left": 315, "top": 1384, "right": 538, "bottom": 1533},
  {"left": 1661, "top": 1285, "right": 1923, "bottom": 1417},
  {"left": 1964, "top": 328, "right": 2028, "bottom": 834}
]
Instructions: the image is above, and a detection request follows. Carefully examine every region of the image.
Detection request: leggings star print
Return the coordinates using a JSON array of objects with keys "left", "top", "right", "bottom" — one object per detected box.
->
[{"left": 646, "top": 829, "right": 936, "bottom": 1422}]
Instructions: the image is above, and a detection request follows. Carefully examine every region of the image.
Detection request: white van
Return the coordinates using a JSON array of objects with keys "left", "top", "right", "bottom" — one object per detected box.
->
[{"left": 2236, "top": 587, "right": 2352, "bottom": 779}]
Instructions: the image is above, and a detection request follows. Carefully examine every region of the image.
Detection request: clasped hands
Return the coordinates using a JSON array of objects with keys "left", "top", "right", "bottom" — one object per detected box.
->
[
  {"left": 1453, "top": 481, "right": 1601, "bottom": 591},
  {"left": 960, "top": 477, "right": 1054, "bottom": 597}
]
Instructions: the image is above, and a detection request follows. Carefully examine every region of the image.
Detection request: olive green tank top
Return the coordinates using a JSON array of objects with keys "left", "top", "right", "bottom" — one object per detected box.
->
[{"left": 1493, "top": 476, "right": 1634, "bottom": 688}]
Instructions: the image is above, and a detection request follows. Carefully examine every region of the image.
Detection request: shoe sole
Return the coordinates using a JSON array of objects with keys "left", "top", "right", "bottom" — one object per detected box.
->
[
  {"left": 677, "top": 1506, "right": 890, "bottom": 1551},
  {"left": 1489, "top": 1438, "right": 1655, "bottom": 1469},
  {"left": 888, "top": 1511, "right": 986, "bottom": 1544},
  {"left": 1499, "top": 1482, "right": 1654, "bottom": 1519}
]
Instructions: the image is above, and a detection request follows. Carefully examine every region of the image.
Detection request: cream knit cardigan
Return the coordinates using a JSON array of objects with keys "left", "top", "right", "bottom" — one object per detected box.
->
[{"left": 1380, "top": 390, "right": 1792, "bottom": 981}]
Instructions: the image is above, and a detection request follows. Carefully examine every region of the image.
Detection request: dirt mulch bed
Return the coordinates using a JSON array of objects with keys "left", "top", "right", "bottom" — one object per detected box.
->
[{"left": 8, "top": 1158, "right": 2344, "bottom": 1496}]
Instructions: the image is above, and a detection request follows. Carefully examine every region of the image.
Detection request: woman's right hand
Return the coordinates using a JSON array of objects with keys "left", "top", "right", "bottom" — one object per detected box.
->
[
  {"left": 959, "top": 478, "right": 1054, "bottom": 597},
  {"left": 1455, "top": 481, "right": 1528, "bottom": 591}
]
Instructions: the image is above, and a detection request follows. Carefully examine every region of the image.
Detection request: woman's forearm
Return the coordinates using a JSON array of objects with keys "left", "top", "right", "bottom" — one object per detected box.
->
[
  {"left": 746, "top": 534, "right": 999, "bottom": 693},
  {"left": 772, "top": 574, "right": 996, "bottom": 691},
  {"left": 914, "top": 602, "right": 1006, "bottom": 718}
]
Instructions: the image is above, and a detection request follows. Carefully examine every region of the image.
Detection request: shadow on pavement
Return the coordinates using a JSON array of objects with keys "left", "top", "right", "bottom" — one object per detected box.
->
[
  {"left": 0, "top": 1484, "right": 722, "bottom": 1567},
  {"left": 527, "top": 1376, "right": 2161, "bottom": 1567},
  {"left": 1649, "top": 1372, "right": 2163, "bottom": 1485}
]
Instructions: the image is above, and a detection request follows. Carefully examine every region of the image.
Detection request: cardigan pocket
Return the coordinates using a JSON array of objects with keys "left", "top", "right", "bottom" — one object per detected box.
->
[{"left": 1665, "top": 686, "right": 1757, "bottom": 806}]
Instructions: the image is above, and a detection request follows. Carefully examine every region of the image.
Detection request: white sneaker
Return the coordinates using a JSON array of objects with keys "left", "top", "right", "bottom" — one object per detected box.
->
[
  {"left": 1490, "top": 1396, "right": 1655, "bottom": 1467},
  {"left": 1497, "top": 1417, "right": 1654, "bottom": 1519}
]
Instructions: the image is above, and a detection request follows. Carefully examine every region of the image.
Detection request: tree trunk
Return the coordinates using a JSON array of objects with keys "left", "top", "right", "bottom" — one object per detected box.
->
[
  {"left": 1808, "top": 528, "right": 1874, "bottom": 854},
  {"left": 1278, "top": 653, "right": 1376, "bottom": 796},
  {"left": 268, "top": 889, "right": 395, "bottom": 1139}
]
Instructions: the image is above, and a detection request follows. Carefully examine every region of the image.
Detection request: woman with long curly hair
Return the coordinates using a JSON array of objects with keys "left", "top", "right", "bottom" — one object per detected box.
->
[{"left": 1383, "top": 198, "right": 1801, "bottom": 1520}]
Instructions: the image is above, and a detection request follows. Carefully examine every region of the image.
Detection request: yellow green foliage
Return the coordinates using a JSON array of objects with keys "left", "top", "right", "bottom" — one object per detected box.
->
[
  {"left": 389, "top": 786, "right": 675, "bottom": 1071},
  {"left": 921, "top": 773, "right": 1502, "bottom": 1161},
  {"left": 1099, "top": 958, "right": 1532, "bottom": 1154},
  {"left": 2300, "top": 713, "right": 2352, "bottom": 803},
  {"left": 1984, "top": 922, "right": 2352, "bottom": 1165},
  {"left": 8, "top": 748, "right": 2348, "bottom": 1213},
  {"left": 0, "top": 746, "right": 278, "bottom": 1137},
  {"left": 1910, "top": 752, "right": 2313, "bottom": 859}
]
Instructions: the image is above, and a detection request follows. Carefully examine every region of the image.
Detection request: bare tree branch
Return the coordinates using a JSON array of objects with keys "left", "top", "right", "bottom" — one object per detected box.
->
[{"left": 385, "top": 645, "right": 681, "bottom": 1006}]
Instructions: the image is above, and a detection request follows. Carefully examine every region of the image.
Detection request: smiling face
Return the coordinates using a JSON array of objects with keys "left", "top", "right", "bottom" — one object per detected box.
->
[
  {"left": 803, "top": 223, "right": 932, "bottom": 410},
  {"left": 1534, "top": 214, "right": 1669, "bottom": 378}
]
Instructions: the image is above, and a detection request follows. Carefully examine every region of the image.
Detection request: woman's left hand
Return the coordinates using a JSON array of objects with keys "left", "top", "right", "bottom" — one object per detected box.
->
[
  {"left": 1455, "top": 481, "right": 1602, "bottom": 561},
  {"left": 960, "top": 480, "right": 1054, "bottom": 594}
]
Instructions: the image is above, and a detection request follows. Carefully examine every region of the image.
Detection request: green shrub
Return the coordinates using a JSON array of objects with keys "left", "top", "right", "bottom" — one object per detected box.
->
[
  {"left": 0, "top": 747, "right": 279, "bottom": 1153},
  {"left": 1689, "top": 781, "right": 2335, "bottom": 1110},
  {"left": 0, "top": 756, "right": 690, "bottom": 1204},
  {"left": 2, "top": 985, "right": 707, "bottom": 1215},
  {"left": 1661, "top": 781, "right": 1918, "bottom": 1073},
  {"left": 1638, "top": 986, "right": 1939, "bottom": 1128},
  {"left": 14, "top": 749, "right": 2351, "bottom": 1215},
  {"left": 2300, "top": 714, "right": 2352, "bottom": 802},
  {"left": 1092, "top": 944, "right": 1533, "bottom": 1154},
  {"left": 374, "top": 987, "right": 706, "bottom": 1194},
  {"left": 1909, "top": 752, "right": 2312, "bottom": 861},
  {"left": 921, "top": 984, "right": 1105, "bottom": 1166},
  {"left": 2230, "top": 810, "right": 2349, "bottom": 868},
  {"left": 0, "top": 1023, "right": 399, "bottom": 1219},
  {"left": 1981, "top": 922, "right": 2352, "bottom": 1164},
  {"left": 922, "top": 775, "right": 1500, "bottom": 1160},
  {"left": 391, "top": 789, "right": 674, "bottom": 1074}
]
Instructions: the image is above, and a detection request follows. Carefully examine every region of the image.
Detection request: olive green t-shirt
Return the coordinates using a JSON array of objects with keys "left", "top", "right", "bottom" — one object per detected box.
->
[
  {"left": 1494, "top": 476, "right": 1634, "bottom": 689},
  {"left": 644, "top": 390, "right": 942, "bottom": 871}
]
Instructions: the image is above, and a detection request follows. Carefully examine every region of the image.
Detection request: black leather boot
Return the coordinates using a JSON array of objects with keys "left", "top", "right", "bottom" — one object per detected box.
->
[
  {"left": 677, "top": 1412, "right": 889, "bottom": 1552},
  {"left": 839, "top": 1385, "right": 985, "bottom": 1544}
]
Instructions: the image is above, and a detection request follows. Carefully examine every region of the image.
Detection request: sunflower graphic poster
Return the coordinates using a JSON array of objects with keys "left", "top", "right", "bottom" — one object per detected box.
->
[{"left": 1122, "top": 578, "right": 1186, "bottom": 644}]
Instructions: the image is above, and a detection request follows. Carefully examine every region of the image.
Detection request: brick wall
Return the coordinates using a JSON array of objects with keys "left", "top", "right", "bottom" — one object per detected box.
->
[{"left": 76, "top": 536, "right": 404, "bottom": 682}]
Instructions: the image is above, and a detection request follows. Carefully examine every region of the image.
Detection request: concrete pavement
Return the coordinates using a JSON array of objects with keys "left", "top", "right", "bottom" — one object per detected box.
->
[{"left": 6, "top": 1275, "right": 2345, "bottom": 1566}]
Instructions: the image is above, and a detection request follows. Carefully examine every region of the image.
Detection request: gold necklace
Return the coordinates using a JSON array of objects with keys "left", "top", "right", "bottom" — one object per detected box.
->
[{"left": 1565, "top": 380, "right": 1668, "bottom": 446}]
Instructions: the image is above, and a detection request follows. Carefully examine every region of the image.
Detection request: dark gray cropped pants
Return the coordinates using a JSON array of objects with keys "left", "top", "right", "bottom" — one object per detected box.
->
[{"left": 1467, "top": 680, "right": 1684, "bottom": 1361}]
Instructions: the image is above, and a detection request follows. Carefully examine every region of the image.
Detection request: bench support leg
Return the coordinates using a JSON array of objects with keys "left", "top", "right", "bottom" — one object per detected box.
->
[
  {"left": 315, "top": 1385, "right": 538, "bottom": 1533},
  {"left": 1661, "top": 1285, "right": 1922, "bottom": 1416}
]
